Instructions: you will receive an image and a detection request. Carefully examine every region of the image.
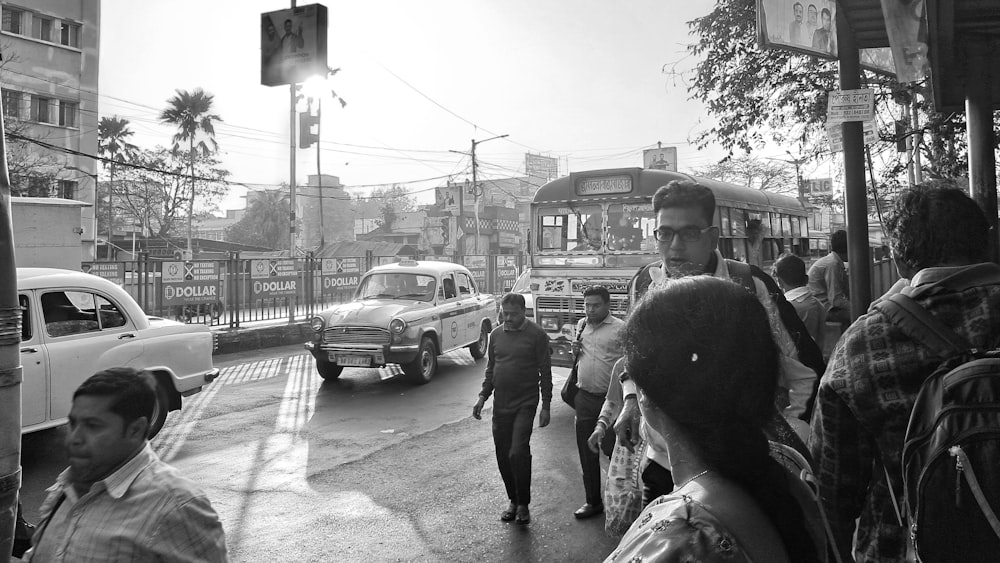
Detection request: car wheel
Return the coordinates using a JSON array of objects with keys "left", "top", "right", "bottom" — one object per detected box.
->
[
  {"left": 148, "top": 379, "right": 170, "bottom": 439},
  {"left": 404, "top": 337, "right": 437, "bottom": 384},
  {"left": 468, "top": 323, "right": 488, "bottom": 359},
  {"left": 316, "top": 358, "right": 343, "bottom": 380}
]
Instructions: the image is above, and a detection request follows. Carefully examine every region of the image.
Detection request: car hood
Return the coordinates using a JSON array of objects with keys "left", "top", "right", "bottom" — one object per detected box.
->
[{"left": 321, "top": 299, "right": 431, "bottom": 327}]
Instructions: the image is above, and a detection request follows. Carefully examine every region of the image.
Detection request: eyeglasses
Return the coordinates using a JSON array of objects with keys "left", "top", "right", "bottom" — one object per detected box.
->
[{"left": 652, "top": 226, "right": 714, "bottom": 243}]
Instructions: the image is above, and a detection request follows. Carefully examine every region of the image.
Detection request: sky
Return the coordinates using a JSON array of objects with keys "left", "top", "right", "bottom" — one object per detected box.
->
[{"left": 97, "top": 0, "right": 815, "bottom": 213}]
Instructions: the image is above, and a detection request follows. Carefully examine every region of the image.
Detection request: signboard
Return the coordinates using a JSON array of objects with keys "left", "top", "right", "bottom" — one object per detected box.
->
[
  {"left": 250, "top": 259, "right": 297, "bottom": 299},
  {"left": 436, "top": 184, "right": 460, "bottom": 215},
  {"left": 826, "top": 120, "right": 878, "bottom": 152},
  {"left": 161, "top": 261, "right": 220, "bottom": 306},
  {"left": 757, "top": 0, "right": 838, "bottom": 59},
  {"left": 642, "top": 147, "right": 678, "bottom": 171},
  {"left": 803, "top": 178, "right": 833, "bottom": 197},
  {"left": 261, "top": 4, "right": 328, "bottom": 87},
  {"left": 462, "top": 255, "right": 487, "bottom": 288},
  {"left": 320, "top": 257, "right": 361, "bottom": 294},
  {"left": 496, "top": 255, "right": 518, "bottom": 292},
  {"left": 575, "top": 175, "right": 632, "bottom": 196},
  {"left": 81, "top": 262, "right": 124, "bottom": 285},
  {"left": 525, "top": 153, "right": 559, "bottom": 180},
  {"left": 570, "top": 279, "right": 629, "bottom": 294},
  {"left": 827, "top": 89, "right": 875, "bottom": 123}
]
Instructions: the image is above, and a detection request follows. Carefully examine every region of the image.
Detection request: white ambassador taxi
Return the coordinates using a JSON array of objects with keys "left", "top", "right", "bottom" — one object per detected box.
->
[
  {"left": 17, "top": 268, "right": 220, "bottom": 438},
  {"left": 305, "top": 260, "right": 497, "bottom": 384}
]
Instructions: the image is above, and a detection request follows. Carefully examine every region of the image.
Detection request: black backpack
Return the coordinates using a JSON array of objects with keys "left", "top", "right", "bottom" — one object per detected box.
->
[
  {"left": 874, "top": 278, "right": 1000, "bottom": 562},
  {"left": 629, "top": 259, "right": 828, "bottom": 421}
]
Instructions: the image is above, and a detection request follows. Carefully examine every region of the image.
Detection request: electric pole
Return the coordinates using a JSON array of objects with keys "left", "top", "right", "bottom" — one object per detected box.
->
[{"left": 450, "top": 134, "right": 508, "bottom": 255}]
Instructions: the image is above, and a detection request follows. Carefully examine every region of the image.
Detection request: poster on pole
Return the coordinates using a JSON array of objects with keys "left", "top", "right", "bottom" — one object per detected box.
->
[
  {"left": 642, "top": 147, "right": 677, "bottom": 171},
  {"left": 827, "top": 120, "right": 878, "bottom": 152},
  {"left": 261, "top": 4, "right": 328, "bottom": 87},
  {"left": 827, "top": 89, "right": 875, "bottom": 124},
  {"left": 757, "top": 0, "right": 838, "bottom": 60}
]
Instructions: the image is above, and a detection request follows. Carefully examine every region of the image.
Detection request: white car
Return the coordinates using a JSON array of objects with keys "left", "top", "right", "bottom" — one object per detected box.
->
[
  {"left": 18, "top": 268, "right": 220, "bottom": 437},
  {"left": 305, "top": 260, "right": 497, "bottom": 384}
]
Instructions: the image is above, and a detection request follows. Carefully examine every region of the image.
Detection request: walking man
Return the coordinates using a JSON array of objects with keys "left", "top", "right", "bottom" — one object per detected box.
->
[
  {"left": 473, "top": 293, "right": 552, "bottom": 525},
  {"left": 571, "top": 286, "right": 623, "bottom": 519},
  {"left": 25, "top": 367, "right": 228, "bottom": 562},
  {"left": 808, "top": 229, "right": 850, "bottom": 332},
  {"left": 810, "top": 184, "right": 1000, "bottom": 562}
]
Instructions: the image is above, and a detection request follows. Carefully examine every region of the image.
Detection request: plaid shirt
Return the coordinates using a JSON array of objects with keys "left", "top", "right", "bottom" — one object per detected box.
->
[
  {"left": 27, "top": 443, "right": 228, "bottom": 562},
  {"left": 809, "top": 263, "right": 1000, "bottom": 562}
]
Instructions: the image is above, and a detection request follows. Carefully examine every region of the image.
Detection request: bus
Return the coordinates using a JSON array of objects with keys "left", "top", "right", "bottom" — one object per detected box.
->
[{"left": 528, "top": 167, "right": 811, "bottom": 367}]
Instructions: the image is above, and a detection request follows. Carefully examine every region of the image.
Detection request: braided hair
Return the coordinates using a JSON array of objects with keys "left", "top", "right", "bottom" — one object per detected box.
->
[{"left": 624, "top": 276, "right": 820, "bottom": 562}]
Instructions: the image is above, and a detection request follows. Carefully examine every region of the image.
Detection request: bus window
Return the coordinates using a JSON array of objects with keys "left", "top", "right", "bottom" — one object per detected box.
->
[
  {"left": 607, "top": 203, "right": 654, "bottom": 252},
  {"left": 731, "top": 209, "right": 747, "bottom": 237},
  {"left": 537, "top": 205, "right": 602, "bottom": 251}
]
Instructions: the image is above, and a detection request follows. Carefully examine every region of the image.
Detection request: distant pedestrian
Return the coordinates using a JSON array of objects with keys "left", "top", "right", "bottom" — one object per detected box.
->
[
  {"left": 24, "top": 367, "right": 228, "bottom": 562},
  {"left": 808, "top": 229, "right": 850, "bottom": 332},
  {"left": 473, "top": 293, "right": 552, "bottom": 525},
  {"left": 774, "top": 253, "right": 826, "bottom": 353},
  {"left": 570, "top": 286, "right": 623, "bottom": 520}
]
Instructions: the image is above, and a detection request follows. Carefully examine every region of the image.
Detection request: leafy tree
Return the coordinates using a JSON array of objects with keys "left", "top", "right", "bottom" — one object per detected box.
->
[
  {"left": 114, "top": 147, "right": 229, "bottom": 239},
  {"left": 690, "top": 155, "right": 797, "bottom": 193},
  {"left": 97, "top": 116, "right": 139, "bottom": 237},
  {"left": 369, "top": 185, "right": 415, "bottom": 230},
  {"left": 226, "top": 189, "right": 290, "bottom": 249},
  {"left": 159, "top": 88, "right": 222, "bottom": 255}
]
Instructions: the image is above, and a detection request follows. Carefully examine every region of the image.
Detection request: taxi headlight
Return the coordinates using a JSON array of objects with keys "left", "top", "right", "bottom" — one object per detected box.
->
[
  {"left": 310, "top": 316, "right": 325, "bottom": 332},
  {"left": 389, "top": 318, "right": 407, "bottom": 334}
]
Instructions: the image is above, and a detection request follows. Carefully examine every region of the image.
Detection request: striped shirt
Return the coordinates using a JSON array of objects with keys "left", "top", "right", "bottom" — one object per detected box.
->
[{"left": 27, "top": 443, "right": 228, "bottom": 562}]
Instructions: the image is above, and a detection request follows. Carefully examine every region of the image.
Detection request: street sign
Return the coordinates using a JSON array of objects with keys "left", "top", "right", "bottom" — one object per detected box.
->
[
  {"left": 827, "top": 89, "right": 875, "bottom": 123},
  {"left": 827, "top": 120, "right": 878, "bottom": 152}
]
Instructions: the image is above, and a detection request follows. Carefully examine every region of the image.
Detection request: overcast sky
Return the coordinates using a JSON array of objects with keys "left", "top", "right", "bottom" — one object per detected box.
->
[{"left": 99, "top": 0, "right": 775, "bottom": 211}]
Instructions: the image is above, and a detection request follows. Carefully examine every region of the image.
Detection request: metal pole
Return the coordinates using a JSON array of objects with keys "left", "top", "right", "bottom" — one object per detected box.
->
[
  {"left": 316, "top": 97, "right": 324, "bottom": 249},
  {"left": 471, "top": 139, "right": 479, "bottom": 255},
  {"left": 911, "top": 92, "right": 923, "bottom": 185},
  {"left": 288, "top": 0, "right": 298, "bottom": 323},
  {"left": 903, "top": 101, "right": 916, "bottom": 187},
  {"left": 837, "top": 8, "right": 871, "bottom": 317},
  {"left": 966, "top": 38, "right": 999, "bottom": 263}
]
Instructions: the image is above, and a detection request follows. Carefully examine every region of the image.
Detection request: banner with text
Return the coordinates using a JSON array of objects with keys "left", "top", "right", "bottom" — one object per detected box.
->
[
  {"left": 320, "top": 257, "right": 361, "bottom": 294},
  {"left": 82, "top": 262, "right": 125, "bottom": 285},
  {"left": 463, "top": 255, "right": 487, "bottom": 288},
  {"left": 161, "top": 261, "right": 220, "bottom": 306},
  {"left": 250, "top": 259, "right": 298, "bottom": 299},
  {"left": 496, "top": 255, "right": 519, "bottom": 293}
]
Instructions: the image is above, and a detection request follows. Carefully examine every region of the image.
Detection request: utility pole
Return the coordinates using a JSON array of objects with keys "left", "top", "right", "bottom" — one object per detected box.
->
[
  {"left": 316, "top": 96, "right": 324, "bottom": 248},
  {"left": 469, "top": 134, "right": 507, "bottom": 254},
  {"left": 765, "top": 152, "right": 807, "bottom": 199}
]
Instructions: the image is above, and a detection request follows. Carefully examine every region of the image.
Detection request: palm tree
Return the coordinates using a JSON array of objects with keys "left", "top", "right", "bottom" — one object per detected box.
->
[
  {"left": 226, "top": 189, "right": 290, "bottom": 249},
  {"left": 97, "top": 116, "right": 138, "bottom": 243},
  {"left": 158, "top": 88, "right": 221, "bottom": 258}
]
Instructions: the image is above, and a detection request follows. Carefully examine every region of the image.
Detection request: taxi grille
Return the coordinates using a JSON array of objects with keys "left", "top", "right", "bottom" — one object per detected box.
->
[{"left": 322, "top": 326, "right": 390, "bottom": 346}]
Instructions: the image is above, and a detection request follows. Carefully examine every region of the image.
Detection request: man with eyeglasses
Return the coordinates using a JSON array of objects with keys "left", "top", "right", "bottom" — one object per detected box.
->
[{"left": 616, "top": 179, "right": 818, "bottom": 504}]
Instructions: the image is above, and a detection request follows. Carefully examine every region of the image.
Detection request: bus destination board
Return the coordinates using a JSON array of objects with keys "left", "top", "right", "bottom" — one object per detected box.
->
[{"left": 576, "top": 175, "right": 632, "bottom": 196}]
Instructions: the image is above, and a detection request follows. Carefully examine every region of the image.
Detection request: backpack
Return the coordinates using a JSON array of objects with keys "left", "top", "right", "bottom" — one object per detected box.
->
[
  {"left": 874, "top": 284, "right": 1000, "bottom": 562},
  {"left": 629, "top": 259, "right": 827, "bottom": 421}
]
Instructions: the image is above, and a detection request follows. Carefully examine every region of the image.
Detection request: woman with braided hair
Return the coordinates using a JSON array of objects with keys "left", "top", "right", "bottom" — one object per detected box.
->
[{"left": 605, "top": 276, "right": 825, "bottom": 562}]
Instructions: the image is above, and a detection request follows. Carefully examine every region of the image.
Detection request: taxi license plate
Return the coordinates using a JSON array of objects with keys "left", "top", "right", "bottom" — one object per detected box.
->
[{"left": 333, "top": 354, "right": 371, "bottom": 367}]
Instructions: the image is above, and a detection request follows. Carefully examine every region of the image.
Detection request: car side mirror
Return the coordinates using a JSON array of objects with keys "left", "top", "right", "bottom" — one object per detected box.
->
[{"left": 503, "top": 286, "right": 512, "bottom": 293}]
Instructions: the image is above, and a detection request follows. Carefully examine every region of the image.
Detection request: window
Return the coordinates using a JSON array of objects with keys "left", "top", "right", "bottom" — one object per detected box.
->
[
  {"left": 31, "top": 14, "right": 52, "bottom": 42},
  {"left": 456, "top": 273, "right": 473, "bottom": 296},
  {"left": 42, "top": 291, "right": 100, "bottom": 337},
  {"left": 2, "top": 7, "right": 23, "bottom": 34},
  {"left": 30, "top": 96, "right": 51, "bottom": 123},
  {"left": 537, "top": 205, "right": 602, "bottom": 252},
  {"left": 58, "top": 179, "right": 76, "bottom": 199},
  {"left": 58, "top": 101, "right": 77, "bottom": 127},
  {"left": 59, "top": 20, "right": 79, "bottom": 47},
  {"left": 2, "top": 89, "right": 20, "bottom": 119},
  {"left": 27, "top": 177, "right": 50, "bottom": 197}
]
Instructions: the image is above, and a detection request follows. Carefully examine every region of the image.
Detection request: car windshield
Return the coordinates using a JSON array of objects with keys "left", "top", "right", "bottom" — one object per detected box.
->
[{"left": 356, "top": 273, "right": 437, "bottom": 302}]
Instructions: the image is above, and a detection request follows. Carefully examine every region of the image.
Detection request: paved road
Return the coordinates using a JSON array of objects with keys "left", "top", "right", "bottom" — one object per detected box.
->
[{"left": 20, "top": 344, "right": 621, "bottom": 562}]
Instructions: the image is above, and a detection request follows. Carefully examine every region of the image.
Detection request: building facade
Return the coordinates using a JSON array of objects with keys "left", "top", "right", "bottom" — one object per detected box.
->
[{"left": 1, "top": 0, "right": 100, "bottom": 260}]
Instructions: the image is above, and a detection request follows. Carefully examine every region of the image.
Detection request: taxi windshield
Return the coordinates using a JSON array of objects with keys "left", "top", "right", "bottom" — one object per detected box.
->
[{"left": 357, "top": 273, "right": 437, "bottom": 302}]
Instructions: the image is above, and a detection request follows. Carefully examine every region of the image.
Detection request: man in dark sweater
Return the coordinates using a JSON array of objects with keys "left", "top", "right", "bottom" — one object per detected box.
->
[{"left": 473, "top": 292, "right": 552, "bottom": 525}]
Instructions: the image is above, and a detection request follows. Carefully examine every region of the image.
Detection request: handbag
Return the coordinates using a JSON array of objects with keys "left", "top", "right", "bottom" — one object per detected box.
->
[
  {"left": 560, "top": 319, "right": 586, "bottom": 409},
  {"left": 604, "top": 437, "right": 646, "bottom": 537}
]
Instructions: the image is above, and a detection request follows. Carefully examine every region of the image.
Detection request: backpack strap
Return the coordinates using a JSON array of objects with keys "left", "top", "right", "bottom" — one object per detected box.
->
[
  {"left": 725, "top": 259, "right": 756, "bottom": 296},
  {"left": 873, "top": 293, "right": 970, "bottom": 358},
  {"left": 950, "top": 445, "right": 1000, "bottom": 541}
]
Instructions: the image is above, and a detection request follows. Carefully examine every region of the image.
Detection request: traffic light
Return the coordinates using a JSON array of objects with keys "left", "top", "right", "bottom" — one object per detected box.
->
[{"left": 299, "top": 111, "right": 319, "bottom": 149}]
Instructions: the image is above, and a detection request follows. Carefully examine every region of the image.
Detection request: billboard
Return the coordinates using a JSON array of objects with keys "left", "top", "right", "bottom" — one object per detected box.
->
[
  {"left": 261, "top": 4, "right": 328, "bottom": 87},
  {"left": 436, "top": 184, "right": 461, "bottom": 215},
  {"left": 525, "top": 153, "right": 559, "bottom": 180},
  {"left": 803, "top": 178, "right": 833, "bottom": 197},
  {"left": 642, "top": 147, "right": 677, "bottom": 171},
  {"left": 757, "top": 0, "right": 838, "bottom": 60}
]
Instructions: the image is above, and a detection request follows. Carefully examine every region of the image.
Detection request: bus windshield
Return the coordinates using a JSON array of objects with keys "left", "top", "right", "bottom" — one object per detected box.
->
[{"left": 537, "top": 204, "right": 602, "bottom": 252}]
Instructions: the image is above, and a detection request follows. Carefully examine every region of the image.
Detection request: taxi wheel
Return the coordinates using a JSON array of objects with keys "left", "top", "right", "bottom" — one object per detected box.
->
[
  {"left": 468, "top": 323, "right": 488, "bottom": 359},
  {"left": 316, "top": 358, "right": 343, "bottom": 380},
  {"left": 148, "top": 379, "right": 170, "bottom": 439},
  {"left": 404, "top": 337, "right": 437, "bottom": 384}
]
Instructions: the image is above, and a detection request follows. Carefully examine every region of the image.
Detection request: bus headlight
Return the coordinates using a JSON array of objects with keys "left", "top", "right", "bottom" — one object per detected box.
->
[{"left": 539, "top": 315, "right": 559, "bottom": 332}]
